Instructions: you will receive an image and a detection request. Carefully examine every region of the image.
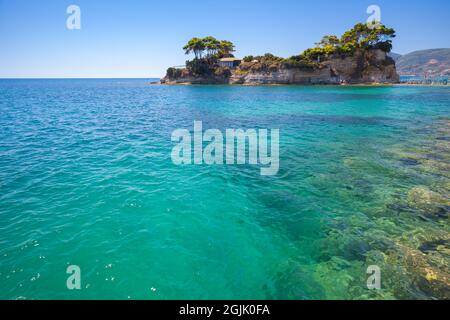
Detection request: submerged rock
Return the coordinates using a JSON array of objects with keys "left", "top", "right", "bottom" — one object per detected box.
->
[
  {"left": 419, "top": 239, "right": 449, "bottom": 253},
  {"left": 400, "top": 158, "right": 421, "bottom": 166},
  {"left": 420, "top": 159, "right": 450, "bottom": 178},
  {"left": 273, "top": 260, "right": 326, "bottom": 299},
  {"left": 407, "top": 187, "right": 450, "bottom": 218},
  {"left": 391, "top": 243, "right": 450, "bottom": 299}
]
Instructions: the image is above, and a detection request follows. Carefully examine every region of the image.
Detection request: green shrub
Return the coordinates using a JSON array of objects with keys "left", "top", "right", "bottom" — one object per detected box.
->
[
  {"left": 186, "top": 59, "right": 214, "bottom": 76},
  {"left": 282, "top": 55, "right": 317, "bottom": 69},
  {"left": 214, "top": 67, "right": 232, "bottom": 77},
  {"left": 166, "top": 67, "right": 182, "bottom": 79}
]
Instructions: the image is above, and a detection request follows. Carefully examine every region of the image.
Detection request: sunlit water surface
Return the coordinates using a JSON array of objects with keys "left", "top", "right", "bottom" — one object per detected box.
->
[{"left": 0, "top": 79, "right": 449, "bottom": 299}]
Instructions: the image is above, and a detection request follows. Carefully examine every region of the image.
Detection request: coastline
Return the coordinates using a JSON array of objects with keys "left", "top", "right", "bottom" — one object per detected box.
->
[{"left": 154, "top": 82, "right": 449, "bottom": 88}]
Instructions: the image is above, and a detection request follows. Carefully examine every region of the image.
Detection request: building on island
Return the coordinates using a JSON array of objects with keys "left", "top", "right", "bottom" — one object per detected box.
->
[{"left": 218, "top": 58, "right": 242, "bottom": 68}]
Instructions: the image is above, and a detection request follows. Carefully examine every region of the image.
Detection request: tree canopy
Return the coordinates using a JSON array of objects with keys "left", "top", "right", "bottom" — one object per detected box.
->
[
  {"left": 183, "top": 36, "right": 235, "bottom": 61},
  {"left": 175, "top": 22, "right": 396, "bottom": 76},
  {"left": 302, "top": 23, "right": 396, "bottom": 62},
  {"left": 181, "top": 23, "right": 395, "bottom": 65},
  {"left": 340, "top": 23, "right": 396, "bottom": 52},
  {"left": 183, "top": 37, "right": 205, "bottom": 59}
]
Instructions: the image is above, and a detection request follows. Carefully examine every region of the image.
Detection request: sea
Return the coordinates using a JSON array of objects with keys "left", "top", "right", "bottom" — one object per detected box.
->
[{"left": 0, "top": 79, "right": 449, "bottom": 299}]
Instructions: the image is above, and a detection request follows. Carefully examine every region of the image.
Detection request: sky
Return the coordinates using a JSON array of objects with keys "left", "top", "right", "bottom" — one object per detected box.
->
[{"left": 0, "top": 0, "right": 449, "bottom": 78}]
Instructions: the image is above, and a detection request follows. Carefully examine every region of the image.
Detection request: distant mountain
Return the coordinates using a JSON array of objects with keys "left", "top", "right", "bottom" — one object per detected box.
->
[
  {"left": 389, "top": 52, "right": 402, "bottom": 63},
  {"left": 390, "top": 49, "right": 450, "bottom": 76}
]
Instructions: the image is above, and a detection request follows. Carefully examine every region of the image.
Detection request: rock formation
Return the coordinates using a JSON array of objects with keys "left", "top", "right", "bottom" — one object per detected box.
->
[{"left": 161, "top": 49, "right": 399, "bottom": 85}]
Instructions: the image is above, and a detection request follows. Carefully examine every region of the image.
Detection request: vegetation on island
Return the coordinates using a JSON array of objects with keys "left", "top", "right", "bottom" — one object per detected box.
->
[
  {"left": 242, "top": 23, "right": 396, "bottom": 69},
  {"left": 183, "top": 36, "right": 235, "bottom": 60},
  {"left": 167, "top": 36, "right": 236, "bottom": 78},
  {"left": 302, "top": 23, "right": 395, "bottom": 60},
  {"left": 166, "top": 23, "right": 396, "bottom": 78}
]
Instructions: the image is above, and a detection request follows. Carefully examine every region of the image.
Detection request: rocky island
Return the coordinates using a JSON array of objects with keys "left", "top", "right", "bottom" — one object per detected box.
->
[{"left": 161, "top": 23, "right": 400, "bottom": 85}]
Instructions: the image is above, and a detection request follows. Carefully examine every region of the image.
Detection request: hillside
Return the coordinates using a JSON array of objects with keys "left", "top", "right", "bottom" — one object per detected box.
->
[
  {"left": 393, "top": 49, "right": 450, "bottom": 76},
  {"left": 388, "top": 52, "right": 402, "bottom": 63}
]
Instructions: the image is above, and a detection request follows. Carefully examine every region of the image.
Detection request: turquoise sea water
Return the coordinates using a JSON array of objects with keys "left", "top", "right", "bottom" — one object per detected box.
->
[{"left": 0, "top": 79, "right": 449, "bottom": 300}]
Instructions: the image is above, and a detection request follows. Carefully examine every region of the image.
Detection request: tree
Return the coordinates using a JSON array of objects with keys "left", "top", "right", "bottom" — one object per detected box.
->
[
  {"left": 340, "top": 23, "right": 395, "bottom": 52},
  {"left": 203, "top": 36, "right": 220, "bottom": 58},
  {"left": 183, "top": 37, "right": 236, "bottom": 61},
  {"left": 319, "top": 35, "right": 340, "bottom": 47},
  {"left": 181, "top": 36, "right": 236, "bottom": 75},
  {"left": 183, "top": 37, "right": 205, "bottom": 59},
  {"left": 166, "top": 67, "right": 182, "bottom": 79},
  {"left": 218, "top": 40, "right": 235, "bottom": 58},
  {"left": 362, "top": 25, "right": 396, "bottom": 52}
]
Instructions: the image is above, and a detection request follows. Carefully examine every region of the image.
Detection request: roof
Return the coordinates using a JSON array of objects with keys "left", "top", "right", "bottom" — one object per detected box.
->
[{"left": 219, "top": 57, "right": 242, "bottom": 62}]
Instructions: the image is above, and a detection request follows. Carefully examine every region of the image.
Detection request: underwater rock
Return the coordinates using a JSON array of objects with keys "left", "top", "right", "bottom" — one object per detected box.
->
[
  {"left": 392, "top": 243, "right": 450, "bottom": 300},
  {"left": 433, "top": 140, "right": 450, "bottom": 153},
  {"left": 436, "top": 245, "right": 450, "bottom": 257},
  {"left": 420, "top": 159, "right": 450, "bottom": 178},
  {"left": 273, "top": 260, "right": 326, "bottom": 299},
  {"left": 400, "top": 158, "right": 420, "bottom": 166},
  {"left": 401, "top": 227, "right": 450, "bottom": 251},
  {"left": 419, "top": 239, "right": 449, "bottom": 253},
  {"left": 313, "top": 256, "right": 364, "bottom": 300},
  {"left": 407, "top": 186, "right": 450, "bottom": 217},
  {"left": 385, "top": 147, "right": 428, "bottom": 164}
]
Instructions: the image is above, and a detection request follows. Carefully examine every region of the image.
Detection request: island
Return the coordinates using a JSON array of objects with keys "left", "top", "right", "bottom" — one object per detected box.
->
[{"left": 161, "top": 23, "right": 400, "bottom": 85}]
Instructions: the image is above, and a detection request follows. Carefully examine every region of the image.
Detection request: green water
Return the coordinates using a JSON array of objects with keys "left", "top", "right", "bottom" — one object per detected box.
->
[{"left": 0, "top": 80, "right": 448, "bottom": 300}]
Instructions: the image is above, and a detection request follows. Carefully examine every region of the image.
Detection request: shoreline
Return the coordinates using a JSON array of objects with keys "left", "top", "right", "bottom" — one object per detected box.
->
[{"left": 154, "top": 82, "right": 449, "bottom": 88}]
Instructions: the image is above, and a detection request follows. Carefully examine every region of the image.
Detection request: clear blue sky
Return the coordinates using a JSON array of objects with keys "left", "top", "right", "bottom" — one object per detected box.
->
[{"left": 1, "top": 0, "right": 449, "bottom": 78}]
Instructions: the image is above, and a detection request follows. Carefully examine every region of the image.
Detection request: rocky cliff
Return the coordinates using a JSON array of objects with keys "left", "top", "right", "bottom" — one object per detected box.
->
[{"left": 161, "top": 49, "right": 399, "bottom": 85}]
